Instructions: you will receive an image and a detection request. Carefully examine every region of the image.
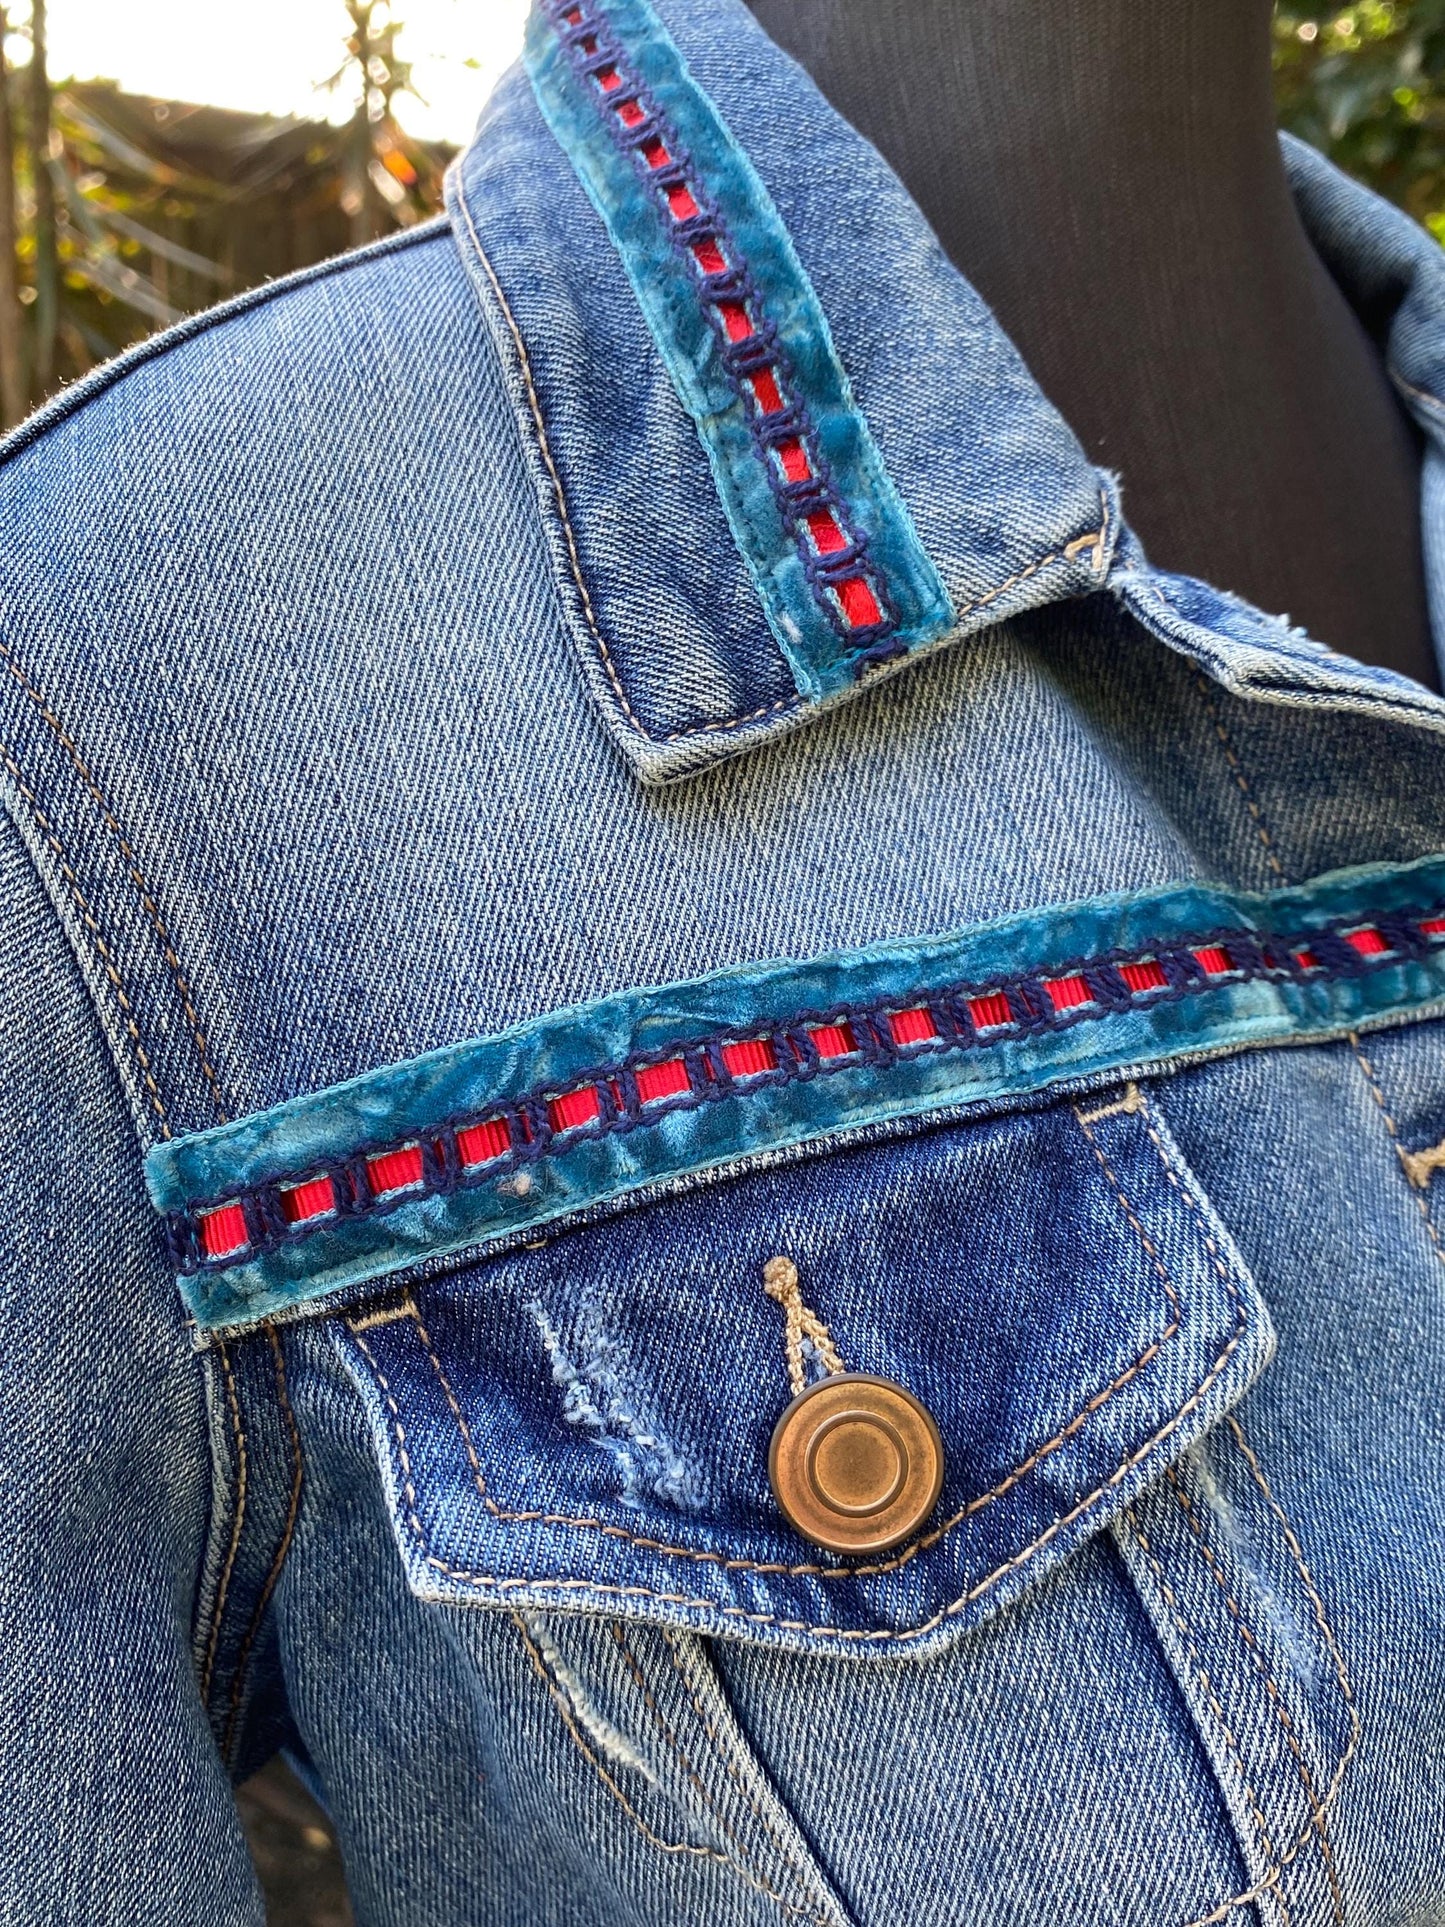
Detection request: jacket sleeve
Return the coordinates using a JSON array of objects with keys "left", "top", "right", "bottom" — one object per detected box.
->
[{"left": 0, "top": 801, "right": 262, "bottom": 1924}]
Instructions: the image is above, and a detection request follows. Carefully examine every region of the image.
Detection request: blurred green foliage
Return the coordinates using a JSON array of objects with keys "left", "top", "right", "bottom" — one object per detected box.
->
[
  {"left": 2, "top": 5, "right": 1444, "bottom": 421},
  {"left": 1274, "top": 1, "right": 1445, "bottom": 238}
]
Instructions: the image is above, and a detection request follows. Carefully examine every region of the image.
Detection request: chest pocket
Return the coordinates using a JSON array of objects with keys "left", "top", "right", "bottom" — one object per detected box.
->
[{"left": 331, "top": 1084, "right": 1273, "bottom": 1658}]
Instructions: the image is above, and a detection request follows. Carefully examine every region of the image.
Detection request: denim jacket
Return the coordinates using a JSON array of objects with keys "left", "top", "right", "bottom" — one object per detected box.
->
[{"left": 4, "top": 1, "right": 1445, "bottom": 1922}]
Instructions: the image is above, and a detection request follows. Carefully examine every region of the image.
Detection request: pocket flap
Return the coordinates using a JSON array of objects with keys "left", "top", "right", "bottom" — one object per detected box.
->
[{"left": 334, "top": 1089, "right": 1274, "bottom": 1659}]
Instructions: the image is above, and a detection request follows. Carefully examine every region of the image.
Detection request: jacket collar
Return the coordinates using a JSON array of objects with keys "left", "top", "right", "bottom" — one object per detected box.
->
[{"left": 448, "top": 0, "right": 1445, "bottom": 781}]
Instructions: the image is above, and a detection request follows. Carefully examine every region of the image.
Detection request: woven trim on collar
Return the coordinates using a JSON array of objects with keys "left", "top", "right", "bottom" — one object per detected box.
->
[{"left": 523, "top": 0, "right": 953, "bottom": 703}]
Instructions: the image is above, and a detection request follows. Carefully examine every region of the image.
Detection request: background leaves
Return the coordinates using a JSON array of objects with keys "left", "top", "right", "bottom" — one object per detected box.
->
[{"left": 0, "top": 5, "right": 1442, "bottom": 426}]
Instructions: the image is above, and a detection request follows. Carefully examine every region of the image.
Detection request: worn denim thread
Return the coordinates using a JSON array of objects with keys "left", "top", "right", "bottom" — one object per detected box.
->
[
  {"left": 1165, "top": 1465, "right": 1344, "bottom": 1922},
  {"left": 1225, "top": 1417, "right": 1360, "bottom": 1784},
  {"left": 454, "top": 148, "right": 1113, "bottom": 763},
  {"left": 347, "top": 1186, "right": 1241, "bottom": 1643},
  {"left": 1192, "top": 670, "right": 1288, "bottom": 882},
  {"left": 173, "top": 904, "right": 1443, "bottom": 1274},
  {"left": 1124, "top": 1507, "right": 1292, "bottom": 1927}
]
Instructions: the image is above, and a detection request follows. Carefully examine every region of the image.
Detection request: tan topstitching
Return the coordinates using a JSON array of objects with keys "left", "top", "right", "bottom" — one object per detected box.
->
[
  {"left": 1173, "top": 684, "right": 1369, "bottom": 1927},
  {"left": 1175, "top": 1418, "right": 1362, "bottom": 1927},
  {"left": 0, "top": 639, "right": 228, "bottom": 1117},
  {"left": 609, "top": 1622, "right": 812, "bottom": 1917},
  {"left": 354, "top": 1140, "right": 1181, "bottom": 1592},
  {"left": 346, "top": 1094, "right": 1251, "bottom": 1645},
  {"left": 1125, "top": 1506, "right": 1292, "bottom": 1927},
  {"left": 0, "top": 737, "right": 170, "bottom": 1132},
  {"left": 510, "top": 1610, "right": 826, "bottom": 1922},
  {"left": 1192, "top": 672, "right": 1287, "bottom": 883},
  {"left": 659, "top": 1627, "right": 830, "bottom": 1912},
  {"left": 1350, "top": 1035, "right": 1445, "bottom": 1266},
  {"left": 1165, "top": 1465, "right": 1344, "bottom": 1922}
]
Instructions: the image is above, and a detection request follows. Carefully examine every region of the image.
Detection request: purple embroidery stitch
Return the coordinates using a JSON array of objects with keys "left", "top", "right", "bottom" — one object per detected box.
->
[
  {"left": 542, "top": 0, "right": 896, "bottom": 658},
  {"left": 172, "top": 904, "right": 1445, "bottom": 1276}
]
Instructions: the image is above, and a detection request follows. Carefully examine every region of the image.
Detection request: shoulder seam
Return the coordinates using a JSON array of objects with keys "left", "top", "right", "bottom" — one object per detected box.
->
[{"left": 0, "top": 213, "right": 454, "bottom": 473}]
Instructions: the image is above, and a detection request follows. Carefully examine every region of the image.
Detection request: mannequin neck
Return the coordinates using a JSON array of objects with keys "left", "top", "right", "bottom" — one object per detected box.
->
[
  {"left": 743, "top": 0, "right": 1438, "bottom": 688},
  {"left": 744, "top": 0, "right": 1285, "bottom": 327}
]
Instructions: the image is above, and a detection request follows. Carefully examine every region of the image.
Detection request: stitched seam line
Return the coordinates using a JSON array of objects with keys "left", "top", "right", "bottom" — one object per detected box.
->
[
  {"left": 1193, "top": 673, "right": 1287, "bottom": 883},
  {"left": 360, "top": 1202, "right": 1177, "bottom": 1581},
  {"left": 1, "top": 737, "right": 171, "bottom": 1134},
  {"left": 1350, "top": 1033, "right": 1445, "bottom": 1262},
  {"left": 1166, "top": 1466, "right": 1344, "bottom": 1921},
  {"left": 1171, "top": 1449, "right": 1364, "bottom": 1919},
  {"left": 1126, "top": 1507, "right": 1292, "bottom": 1927},
  {"left": 199, "top": 1340, "right": 248, "bottom": 1706},
  {"left": 460, "top": 67, "right": 1099, "bottom": 746},
  {"left": 453, "top": 162, "right": 797, "bottom": 745},
  {"left": 609, "top": 1624, "right": 823, "bottom": 1923},
  {"left": 0, "top": 639, "right": 229, "bottom": 1118},
  {"left": 1177, "top": 1419, "right": 1362, "bottom": 1927},
  {"left": 346, "top": 1094, "right": 1250, "bottom": 1641},
  {"left": 174, "top": 900, "right": 1444, "bottom": 1275},
  {"left": 1224, "top": 1417, "right": 1358, "bottom": 1739},
  {"left": 511, "top": 1610, "right": 822, "bottom": 1919},
  {"left": 660, "top": 1627, "right": 834, "bottom": 1914},
  {"left": 1389, "top": 365, "right": 1445, "bottom": 422},
  {"left": 220, "top": 1325, "right": 305, "bottom": 1765}
]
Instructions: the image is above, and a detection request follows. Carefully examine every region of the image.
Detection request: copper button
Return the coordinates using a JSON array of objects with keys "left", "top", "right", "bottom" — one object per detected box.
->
[{"left": 767, "top": 1373, "right": 944, "bottom": 1554}]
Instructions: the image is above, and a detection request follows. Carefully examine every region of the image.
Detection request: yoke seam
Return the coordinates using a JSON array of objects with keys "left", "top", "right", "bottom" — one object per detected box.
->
[{"left": 172, "top": 887, "right": 1443, "bottom": 1281}]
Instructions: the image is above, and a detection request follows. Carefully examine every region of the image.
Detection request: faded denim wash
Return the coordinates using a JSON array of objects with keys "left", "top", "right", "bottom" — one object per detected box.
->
[{"left": 2, "top": 1, "right": 1445, "bottom": 1923}]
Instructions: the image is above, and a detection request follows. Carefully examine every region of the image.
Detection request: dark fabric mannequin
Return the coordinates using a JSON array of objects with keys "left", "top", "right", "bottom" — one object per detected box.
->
[{"left": 745, "top": 0, "right": 1440, "bottom": 690}]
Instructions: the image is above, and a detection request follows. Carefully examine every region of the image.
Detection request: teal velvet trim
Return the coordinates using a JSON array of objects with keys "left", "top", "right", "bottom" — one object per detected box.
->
[
  {"left": 149, "top": 856, "right": 1445, "bottom": 1331},
  {"left": 522, "top": 0, "right": 953, "bottom": 700}
]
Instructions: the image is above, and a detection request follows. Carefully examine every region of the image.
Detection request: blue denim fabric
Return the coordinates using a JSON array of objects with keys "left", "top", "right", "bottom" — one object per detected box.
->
[{"left": 3, "top": 0, "right": 1445, "bottom": 1920}]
